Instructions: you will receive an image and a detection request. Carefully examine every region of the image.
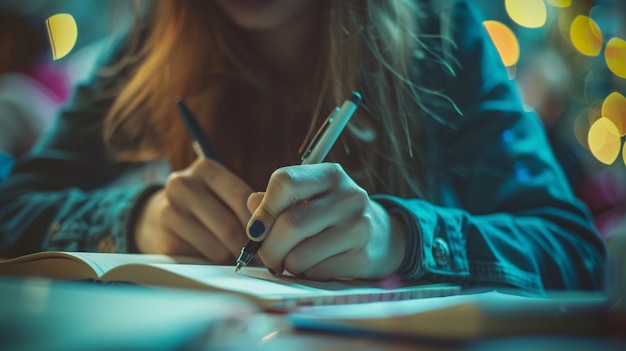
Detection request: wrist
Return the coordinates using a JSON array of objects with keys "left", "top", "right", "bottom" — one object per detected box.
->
[
  {"left": 125, "top": 185, "right": 163, "bottom": 253},
  {"left": 370, "top": 195, "right": 423, "bottom": 279},
  {"left": 366, "top": 200, "right": 409, "bottom": 278},
  {"left": 387, "top": 209, "right": 408, "bottom": 273},
  {"left": 390, "top": 206, "right": 421, "bottom": 278}
]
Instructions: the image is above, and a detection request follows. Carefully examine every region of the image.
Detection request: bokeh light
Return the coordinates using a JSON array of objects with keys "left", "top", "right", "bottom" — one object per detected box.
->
[
  {"left": 574, "top": 108, "right": 591, "bottom": 149},
  {"left": 483, "top": 20, "right": 520, "bottom": 67},
  {"left": 583, "top": 71, "right": 595, "bottom": 104},
  {"left": 602, "top": 92, "right": 626, "bottom": 136},
  {"left": 569, "top": 15, "right": 603, "bottom": 57},
  {"left": 546, "top": 0, "right": 572, "bottom": 8},
  {"left": 45, "top": 13, "right": 78, "bottom": 60},
  {"left": 505, "top": 0, "right": 547, "bottom": 28},
  {"left": 558, "top": 10, "right": 576, "bottom": 44},
  {"left": 574, "top": 106, "right": 604, "bottom": 149},
  {"left": 605, "top": 37, "right": 626, "bottom": 79},
  {"left": 588, "top": 117, "right": 621, "bottom": 165},
  {"left": 589, "top": 5, "right": 620, "bottom": 42}
]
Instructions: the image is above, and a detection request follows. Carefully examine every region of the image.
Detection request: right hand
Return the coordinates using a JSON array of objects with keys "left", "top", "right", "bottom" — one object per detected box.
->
[{"left": 133, "top": 158, "right": 254, "bottom": 264}]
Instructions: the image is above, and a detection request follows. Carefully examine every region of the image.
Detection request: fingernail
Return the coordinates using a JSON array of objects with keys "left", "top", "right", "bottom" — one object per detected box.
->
[
  {"left": 248, "top": 220, "right": 265, "bottom": 238},
  {"left": 267, "top": 267, "right": 276, "bottom": 275}
]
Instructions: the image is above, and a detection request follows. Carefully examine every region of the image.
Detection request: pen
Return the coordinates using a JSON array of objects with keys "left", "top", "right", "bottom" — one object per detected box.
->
[
  {"left": 176, "top": 97, "right": 221, "bottom": 161},
  {"left": 235, "top": 91, "right": 362, "bottom": 272}
]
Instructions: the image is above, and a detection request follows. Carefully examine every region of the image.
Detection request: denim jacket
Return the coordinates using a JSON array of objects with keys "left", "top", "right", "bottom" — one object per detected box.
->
[{"left": 0, "top": 1, "right": 605, "bottom": 292}]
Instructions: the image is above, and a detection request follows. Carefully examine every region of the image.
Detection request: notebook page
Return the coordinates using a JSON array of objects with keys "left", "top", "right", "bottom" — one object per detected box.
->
[
  {"left": 144, "top": 264, "right": 323, "bottom": 296},
  {"left": 129, "top": 263, "right": 461, "bottom": 307},
  {"left": 66, "top": 252, "right": 207, "bottom": 276}
]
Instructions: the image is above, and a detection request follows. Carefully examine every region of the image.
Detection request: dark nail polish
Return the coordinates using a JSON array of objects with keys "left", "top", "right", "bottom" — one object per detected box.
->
[
  {"left": 267, "top": 267, "right": 276, "bottom": 275},
  {"left": 249, "top": 220, "right": 265, "bottom": 238}
]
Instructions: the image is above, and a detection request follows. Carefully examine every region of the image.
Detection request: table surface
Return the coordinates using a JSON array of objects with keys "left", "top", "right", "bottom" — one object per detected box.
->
[{"left": 0, "top": 277, "right": 623, "bottom": 351}]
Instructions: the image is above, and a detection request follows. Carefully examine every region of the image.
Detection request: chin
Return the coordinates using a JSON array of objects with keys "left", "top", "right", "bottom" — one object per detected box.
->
[
  {"left": 215, "top": 0, "right": 314, "bottom": 31},
  {"left": 228, "top": 13, "right": 285, "bottom": 31}
]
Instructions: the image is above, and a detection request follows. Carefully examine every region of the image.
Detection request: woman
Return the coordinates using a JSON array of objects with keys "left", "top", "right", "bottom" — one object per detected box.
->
[{"left": 0, "top": 0, "right": 605, "bottom": 292}]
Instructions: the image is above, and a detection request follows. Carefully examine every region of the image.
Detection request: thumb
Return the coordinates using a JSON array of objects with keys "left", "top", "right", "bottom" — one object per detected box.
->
[
  {"left": 245, "top": 196, "right": 280, "bottom": 242},
  {"left": 245, "top": 166, "right": 323, "bottom": 242}
]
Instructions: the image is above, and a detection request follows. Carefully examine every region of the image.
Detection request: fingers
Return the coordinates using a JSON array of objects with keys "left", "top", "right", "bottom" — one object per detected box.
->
[
  {"left": 166, "top": 167, "right": 246, "bottom": 257},
  {"left": 161, "top": 202, "right": 235, "bottom": 263},
  {"left": 284, "top": 221, "right": 368, "bottom": 278},
  {"left": 246, "top": 164, "right": 341, "bottom": 242},
  {"left": 292, "top": 201, "right": 405, "bottom": 280},
  {"left": 192, "top": 158, "right": 254, "bottom": 226},
  {"left": 247, "top": 162, "right": 402, "bottom": 280},
  {"left": 134, "top": 190, "right": 200, "bottom": 256},
  {"left": 247, "top": 192, "right": 265, "bottom": 213},
  {"left": 152, "top": 228, "right": 203, "bottom": 258},
  {"left": 159, "top": 158, "right": 254, "bottom": 261},
  {"left": 260, "top": 188, "right": 366, "bottom": 274},
  {"left": 295, "top": 250, "right": 373, "bottom": 281}
]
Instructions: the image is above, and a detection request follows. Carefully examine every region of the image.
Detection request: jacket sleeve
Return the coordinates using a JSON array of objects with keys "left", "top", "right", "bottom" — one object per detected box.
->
[
  {"left": 0, "top": 30, "right": 163, "bottom": 258},
  {"left": 376, "top": 0, "right": 606, "bottom": 292}
]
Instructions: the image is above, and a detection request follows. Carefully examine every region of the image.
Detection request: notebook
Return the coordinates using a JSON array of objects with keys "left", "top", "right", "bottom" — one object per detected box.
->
[
  {"left": 0, "top": 251, "right": 461, "bottom": 310},
  {"left": 289, "top": 290, "right": 609, "bottom": 340}
]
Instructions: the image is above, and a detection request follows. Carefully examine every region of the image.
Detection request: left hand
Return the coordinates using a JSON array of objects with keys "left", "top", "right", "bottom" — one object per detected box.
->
[{"left": 245, "top": 163, "right": 407, "bottom": 280}]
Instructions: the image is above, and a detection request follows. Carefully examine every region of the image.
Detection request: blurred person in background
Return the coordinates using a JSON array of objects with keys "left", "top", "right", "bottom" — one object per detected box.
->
[{"left": 0, "top": 11, "right": 70, "bottom": 182}]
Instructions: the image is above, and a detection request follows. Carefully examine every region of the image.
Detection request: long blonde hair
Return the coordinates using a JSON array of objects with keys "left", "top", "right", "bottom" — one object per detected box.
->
[{"left": 102, "top": 0, "right": 456, "bottom": 198}]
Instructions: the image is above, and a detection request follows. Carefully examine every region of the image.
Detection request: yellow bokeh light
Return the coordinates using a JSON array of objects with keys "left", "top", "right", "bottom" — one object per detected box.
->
[
  {"left": 605, "top": 37, "right": 626, "bottom": 79},
  {"left": 483, "top": 20, "right": 520, "bottom": 67},
  {"left": 588, "top": 117, "right": 621, "bottom": 165},
  {"left": 602, "top": 92, "right": 626, "bottom": 136},
  {"left": 558, "top": 11, "right": 575, "bottom": 44},
  {"left": 46, "top": 13, "right": 78, "bottom": 60},
  {"left": 505, "top": 0, "right": 547, "bottom": 28},
  {"left": 570, "top": 15, "right": 603, "bottom": 57},
  {"left": 574, "top": 108, "right": 591, "bottom": 149},
  {"left": 546, "top": 0, "right": 572, "bottom": 7},
  {"left": 574, "top": 107, "right": 603, "bottom": 149}
]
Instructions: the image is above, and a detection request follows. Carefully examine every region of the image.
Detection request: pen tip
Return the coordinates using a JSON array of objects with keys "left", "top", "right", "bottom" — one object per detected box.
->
[{"left": 234, "top": 264, "right": 241, "bottom": 273}]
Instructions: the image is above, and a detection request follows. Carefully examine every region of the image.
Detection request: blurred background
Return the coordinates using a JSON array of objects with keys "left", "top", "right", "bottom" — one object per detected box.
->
[
  {"left": 476, "top": 0, "right": 626, "bottom": 240},
  {"left": 0, "top": 0, "right": 624, "bottom": 238}
]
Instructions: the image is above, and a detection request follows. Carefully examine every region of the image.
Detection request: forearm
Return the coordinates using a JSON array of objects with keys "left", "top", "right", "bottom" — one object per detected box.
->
[
  {"left": 375, "top": 195, "right": 606, "bottom": 292},
  {"left": 0, "top": 184, "right": 157, "bottom": 258}
]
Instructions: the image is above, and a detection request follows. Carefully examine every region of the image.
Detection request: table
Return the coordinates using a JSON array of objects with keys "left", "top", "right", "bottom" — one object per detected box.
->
[{"left": 1, "top": 278, "right": 623, "bottom": 351}]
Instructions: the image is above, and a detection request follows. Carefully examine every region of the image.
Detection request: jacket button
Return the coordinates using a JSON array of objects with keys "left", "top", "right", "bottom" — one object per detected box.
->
[{"left": 432, "top": 237, "right": 450, "bottom": 266}]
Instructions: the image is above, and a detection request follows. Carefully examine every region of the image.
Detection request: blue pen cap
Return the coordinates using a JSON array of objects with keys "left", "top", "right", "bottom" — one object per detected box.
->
[{"left": 349, "top": 91, "right": 362, "bottom": 105}]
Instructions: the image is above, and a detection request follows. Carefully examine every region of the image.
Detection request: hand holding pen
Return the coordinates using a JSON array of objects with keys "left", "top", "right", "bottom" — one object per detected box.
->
[
  {"left": 133, "top": 99, "right": 253, "bottom": 263},
  {"left": 235, "top": 92, "right": 363, "bottom": 273}
]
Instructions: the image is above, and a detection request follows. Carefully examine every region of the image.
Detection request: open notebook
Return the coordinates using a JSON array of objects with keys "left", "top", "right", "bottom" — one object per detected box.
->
[{"left": 0, "top": 251, "right": 460, "bottom": 310}]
